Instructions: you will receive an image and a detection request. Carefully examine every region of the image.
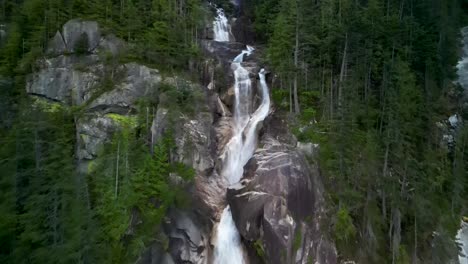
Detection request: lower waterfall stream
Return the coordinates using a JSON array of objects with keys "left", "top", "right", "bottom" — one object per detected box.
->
[{"left": 212, "top": 46, "right": 271, "bottom": 263}]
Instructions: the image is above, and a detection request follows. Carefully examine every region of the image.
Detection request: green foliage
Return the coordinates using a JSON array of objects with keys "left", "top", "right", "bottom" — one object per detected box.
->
[
  {"left": 293, "top": 228, "right": 302, "bottom": 252},
  {"left": 253, "top": 239, "right": 266, "bottom": 261},
  {"left": 87, "top": 117, "right": 193, "bottom": 263},
  {"left": 247, "top": 0, "right": 468, "bottom": 262},
  {"left": 334, "top": 206, "right": 356, "bottom": 243},
  {"left": 159, "top": 80, "right": 206, "bottom": 116}
]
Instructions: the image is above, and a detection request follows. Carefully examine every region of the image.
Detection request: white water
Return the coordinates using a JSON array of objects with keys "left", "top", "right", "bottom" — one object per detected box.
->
[
  {"left": 213, "top": 46, "right": 271, "bottom": 264},
  {"left": 213, "top": 207, "right": 245, "bottom": 263},
  {"left": 213, "top": 8, "right": 230, "bottom": 42},
  {"left": 457, "top": 222, "right": 468, "bottom": 264},
  {"left": 456, "top": 26, "right": 468, "bottom": 264},
  {"left": 212, "top": 7, "right": 271, "bottom": 262}
]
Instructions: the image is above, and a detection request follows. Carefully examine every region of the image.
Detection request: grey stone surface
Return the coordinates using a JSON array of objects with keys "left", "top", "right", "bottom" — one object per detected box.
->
[
  {"left": 26, "top": 55, "right": 100, "bottom": 104},
  {"left": 47, "top": 31, "right": 67, "bottom": 56},
  {"left": 63, "top": 19, "right": 101, "bottom": 52},
  {"left": 76, "top": 115, "right": 119, "bottom": 160},
  {"left": 227, "top": 114, "right": 337, "bottom": 264},
  {"left": 173, "top": 112, "right": 214, "bottom": 175},
  {"left": 87, "top": 63, "right": 160, "bottom": 113},
  {"left": 164, "top": 210, "right": 210, "bottom": 264},
  {"left": 99, "top": 34, "right": 126, "bottom": 56}
]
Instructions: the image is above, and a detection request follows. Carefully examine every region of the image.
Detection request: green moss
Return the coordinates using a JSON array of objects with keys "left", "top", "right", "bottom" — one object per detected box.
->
[
  {"left": 293, "top": 228, "right": 302, "bottom": 252},
  {"left": 32, "top": 98, "right": 64, "bottom": 113},
  {"left": 87, "top": 160, "right": 97, "bottom": 174},
  {"left": 253, "top": 239, "right": 266, "bottom": 261},
  {"left": 106, "top": 113, "right": 137, "bottom": 128}
]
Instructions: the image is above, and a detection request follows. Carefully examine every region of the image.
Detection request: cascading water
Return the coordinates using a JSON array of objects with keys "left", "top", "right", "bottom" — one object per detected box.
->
[
  {"left": 457, "top": 222, "right": 468, "bottom": 264},
  {"left": 212, "top": 44, "right": 271, "bottom": 264},
  {"left": 213, "top": 46, "right": 271, "bottom": 264},
  {"left": 456, "top": 26, "right": 468, "bottom": 264},
  {"left": 213, "top": 206, "right": 245, "bottom": 263},
  {"left": 213, "top": 8, "right": 230, "bottom": 42},
  {"left": 211, "top": 6, "right": 271, "bottom": 262}
]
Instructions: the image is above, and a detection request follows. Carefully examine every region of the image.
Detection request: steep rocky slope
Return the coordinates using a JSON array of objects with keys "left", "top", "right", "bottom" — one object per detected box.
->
[{"left": 26, "top": 10, "right": 337, "bottom": 263}]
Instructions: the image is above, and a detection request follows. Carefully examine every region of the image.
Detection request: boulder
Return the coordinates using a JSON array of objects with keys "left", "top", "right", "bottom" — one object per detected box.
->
[
  {"left": 296, "top": 142, "right": 319, "bottom": 158},
  {"left": 138, "top": 243, "right": 175, "bottom": 264},
  {"left": 62, "top": 19, "right": 101, "bottom": 52},
  {"left": 151, "top": 107, "right": 170, "bottom": 146},
  {"left": 213, "top": 116, "right": 234, "bottom": 155},
  {"left": 47, "top": 31, "right": 67, "bottom": 56},
  {"left": 215, "top": 96, "right": 232, "bottom": 117},
  {"left": 76, "top": 115, "right": 119, "bottom": 160},
  {"left": 99, "top": 34, "right": 126, "bottom": 56},
  {"left": 87, "top": 63, "right": 160, "bottom": 113},
  {"left": 227, "top": 113, "right": 337, "bottom": 264},
  {"left": 163, "top": 210, "right": 210, "bottom": 264},
  {"left": 26, "top": 55, "right": 100, "bottom": 104},
  {"left": 173, "top": 112, "right": 214, "bottom": 175}
]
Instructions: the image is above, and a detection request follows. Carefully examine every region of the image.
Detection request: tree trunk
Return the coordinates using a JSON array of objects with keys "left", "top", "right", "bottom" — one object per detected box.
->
[
  {"left": 289, "top": 78, "right": 293, "bottom": 114},
  {"left": 329, "top": 69, "right": 334, "bottom": 119},
  {"left": 338, "top": 33, "right": 348, "bottom": 113},
  {"left": 293, "top": 8, "right": 300, "bottom": 114},
  {"left": 115, "top": 141, "right": 120, "bottom": 199}
]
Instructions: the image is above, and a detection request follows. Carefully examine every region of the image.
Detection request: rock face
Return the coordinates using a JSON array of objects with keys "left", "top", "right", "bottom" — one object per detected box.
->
[
  {"left": 87, "top": 63, "right": 160, "bottom": 113},
  {"left": 163, "top": 210, "right": 211, "bottom": 264},
  {"left": 27, "top": 19, "right": 163, "bottom": 167},
  {"left": 76, "top": 115, "right": 118, "bottom": 160},
  {"left": 457, "top": 26, "right": 468, "bottom": 91},
  {"left": 27, "top": 15, "right": 339, "bottom": 264},
  {"left": 27, "top": 55, "right": 101, "bottom": 104},
  {"left": 62, "top": 19, "right": 101, "bottom": 52},
  {"left": 227, "top": 114, "right": 337, "bottom": 264}
]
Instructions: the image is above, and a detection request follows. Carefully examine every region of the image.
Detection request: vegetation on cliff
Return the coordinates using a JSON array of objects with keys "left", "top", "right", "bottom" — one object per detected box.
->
[
  {"left": 0, "top": 1, "right": 201, "bottom": 263},
  {"left": 246, "top": 0, "right": 468, "bottom": 262},
  {"left": 1, "top": 0, "right": 468, "bottom": 263}
]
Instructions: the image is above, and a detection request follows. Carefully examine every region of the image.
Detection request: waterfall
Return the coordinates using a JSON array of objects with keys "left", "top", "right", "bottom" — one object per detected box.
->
[
  {"left": 213, "top": 8, "right": 230, "bottom": 42},
  {"left": 213, "top": 207, "right": 245, "bottom": 263},
  {"left": 457, "top": 222, "right": 468, "bottom": 264},
  {"left": 456, "top": 26, "right": 468, "bottom": 264},
  {"left": 213, "top": 45, "right": 271, "bottom": 263}
]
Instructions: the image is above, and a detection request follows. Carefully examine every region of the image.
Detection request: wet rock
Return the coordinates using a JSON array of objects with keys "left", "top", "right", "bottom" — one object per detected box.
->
[
  {"left": 63, "top": 19, "right": 101, "bottom": 52},
  {"left": 151, "top": 107, "right": 170, "bottom": 146},
  {"left": 227, "top": 113, "right": 337, "bottom": 264},
  {"left": 195, "top": 172, "right": 229, "bottom": 221},
  {"left": 213, "top": 116, "right": 234, "bottom": 155},
  {"left": 200, "top": 40, "right": 246, "bottom": 66},
  {"left": 215, "top": 96, "right": 232, "bottom": 117},
  {"left": 220, "top": 86, "right": 235, "bottom": 107},
  {"left": 138, "top": 243, "right": 175, "bottom": 264},
  {"left": 164, "top": 210, "right": 210, "bottom": 264}
]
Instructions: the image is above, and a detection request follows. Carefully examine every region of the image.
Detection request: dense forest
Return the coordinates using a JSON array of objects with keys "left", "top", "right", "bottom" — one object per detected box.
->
[
  {"left": 1, "top": 0, "right": 468, "bottom": 263},
  {"left": 245, "top": 0, "right": 468, "bottom": 263},
  {"left": 0, "top": 0, "right": 204, "bottom": 263}
]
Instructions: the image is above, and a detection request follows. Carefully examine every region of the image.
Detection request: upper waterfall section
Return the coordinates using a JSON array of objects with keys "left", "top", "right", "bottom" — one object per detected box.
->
[{"left": 213, "top": 8, "right": 231, "bottom": 42}]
